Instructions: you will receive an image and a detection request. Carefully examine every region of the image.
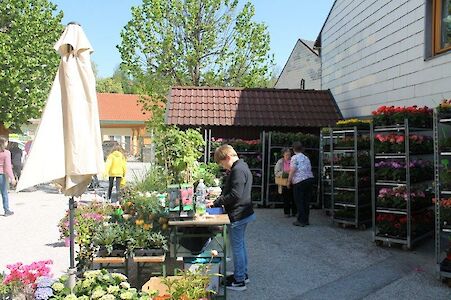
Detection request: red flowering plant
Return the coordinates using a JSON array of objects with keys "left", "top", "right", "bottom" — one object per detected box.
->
[
  {"left": 376, "top": 213, "right": 408, "bottom": 237},
  {"left": 433, "top": 198, "right": 451, "bottom": 227},
  {"left": 2, "top": 260, "right": 53, "bottom": 298},
  {"left": 372, "top": 105, "right": 432, "bottom": 127},
  {"left": 374, "top": 133, "right": 432, "bottom": 154},
  {"left": 211, "top": 138, "right": 261, "bottom": 152},
  {"left": 376, "top": 210, "right": 433, "bottom": 238}
]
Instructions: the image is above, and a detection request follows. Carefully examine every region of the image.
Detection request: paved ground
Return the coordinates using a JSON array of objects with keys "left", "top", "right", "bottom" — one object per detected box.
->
[{"left": 1, "top": 162, "right": 451, "bottom": 299}]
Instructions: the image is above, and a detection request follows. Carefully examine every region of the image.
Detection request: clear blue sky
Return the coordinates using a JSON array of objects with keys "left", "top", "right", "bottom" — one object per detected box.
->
[{"left": 51, "top": 0, "right": 334, "bottom": 78}]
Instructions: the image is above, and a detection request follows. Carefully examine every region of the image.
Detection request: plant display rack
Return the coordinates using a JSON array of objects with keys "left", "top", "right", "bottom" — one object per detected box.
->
[
  {"left": 265, "top": 131, "right": 320, "bottom": 207},
  {"left": 330, "top": 126, "right": 371, "bottom": 229},
  {"left": 319, "top": 129, "right": 333, "bottom": 214},
  {"left": 371, "top": 120, "right": 434, "bottom": 249},
  {"left": 434, "top": 110, "right": 451, "bottom": 280},
  {"left": 208, "top": 131, "right": 266, "bottom": 205}
]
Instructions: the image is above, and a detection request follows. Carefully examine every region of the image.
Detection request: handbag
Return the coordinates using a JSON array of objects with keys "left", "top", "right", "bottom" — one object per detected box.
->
[{"left": 275, "top": 176, "right": 289, "bottom": 186}]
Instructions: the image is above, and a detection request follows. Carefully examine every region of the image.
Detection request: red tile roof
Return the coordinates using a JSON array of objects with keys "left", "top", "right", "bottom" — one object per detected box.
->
[
  {"left": 166, "top": 87, "right": 341, "bottom": 127},
  {"left": 97, "top": 93, "right": 149, "bottom": 122}
]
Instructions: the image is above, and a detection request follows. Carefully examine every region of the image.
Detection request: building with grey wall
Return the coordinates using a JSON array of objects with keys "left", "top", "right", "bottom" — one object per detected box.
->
[
  {"left": 275, "top": 39, "right": 321, "bottom": 90},
  {"left": 316, "top": 0, "right": 451, "bottom": 118}
]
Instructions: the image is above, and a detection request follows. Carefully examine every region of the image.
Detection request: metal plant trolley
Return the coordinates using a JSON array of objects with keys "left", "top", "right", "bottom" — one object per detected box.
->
[
  {"left": 330, "top": 126, "right": 371, "bottom": 228},
  {"left": 319, "top": 129, "right": 334, "bottom": 214},
  {"left": 265, "top": 131, "right": 321, "bottom": 207},
  {"left": 371, "top": 120, "right": 434, "bottom": 249},
  {"left": 434, "top": 110, "right": 451, "bottom": 280},
  {"left": 207, "top": 131, "right": 266, "bottom": 206}
]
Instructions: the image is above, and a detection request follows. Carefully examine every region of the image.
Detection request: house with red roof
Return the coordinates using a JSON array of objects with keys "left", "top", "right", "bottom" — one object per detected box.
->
[
  {"left": 97, "top": 93, "right": 150, "bottom": 156},
  {"left": 21, "top": 93, "right": 150, "bottom": 157}
]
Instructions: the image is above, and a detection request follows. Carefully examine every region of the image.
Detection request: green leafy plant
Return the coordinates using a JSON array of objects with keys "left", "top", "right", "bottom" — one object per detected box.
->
[
  {"left": 92, "top": 223, "right": 124, "bottom": 256},
  {"left": 192, "top": 163, "right": 221, "bottom": 187},
  {"left": 50, "top": 269, "right": 152, "bottom": 300},
  {"left": 153, "top": 126, "right": 204, "bottom": 185},
  {"left": 130, "top": 165, "right": 169, "bottom": 194}
]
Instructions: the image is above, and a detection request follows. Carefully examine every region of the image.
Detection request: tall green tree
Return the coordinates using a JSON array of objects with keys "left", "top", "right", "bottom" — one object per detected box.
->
[
  {"left": 96, "top": 77, "right": 124, "bottom": 94},
  {"left": 0, "top": 0, "right": 63, "bottom": 132},
  {"left": 118, "top": 0, "right": 273, "bottom": 129}
]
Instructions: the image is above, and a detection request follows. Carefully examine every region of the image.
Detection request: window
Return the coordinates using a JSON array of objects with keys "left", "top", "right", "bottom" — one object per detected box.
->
[
  {"left": 433, "top": 0, "right": 451, "bottom": 55},
  {"left": 300, "top": 78, "right": 305, "bottom": 90}
]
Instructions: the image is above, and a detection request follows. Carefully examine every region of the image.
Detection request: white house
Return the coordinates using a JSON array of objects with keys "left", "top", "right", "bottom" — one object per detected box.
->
[
  {"left": 316, "top": 0, "right": 451, "bottom": 117},
  {"left": 275, "top": 39, "right": 321, "bottom": 89}
]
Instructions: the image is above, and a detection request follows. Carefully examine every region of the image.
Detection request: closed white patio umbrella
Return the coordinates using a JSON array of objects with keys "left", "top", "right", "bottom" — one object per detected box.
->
[{"left": 16, "top": 22, "right": 104, "bottom": 287}]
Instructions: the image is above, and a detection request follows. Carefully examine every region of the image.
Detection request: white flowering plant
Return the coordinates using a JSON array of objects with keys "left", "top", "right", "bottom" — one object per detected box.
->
[{"left": 49, "top": 269, "right": 152, "bottom": 300}]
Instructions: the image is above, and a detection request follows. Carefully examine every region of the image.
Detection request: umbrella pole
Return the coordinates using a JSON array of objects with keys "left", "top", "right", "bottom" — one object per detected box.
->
[{"left": 68, "top": 196, "right": 77, "bottom": 291}]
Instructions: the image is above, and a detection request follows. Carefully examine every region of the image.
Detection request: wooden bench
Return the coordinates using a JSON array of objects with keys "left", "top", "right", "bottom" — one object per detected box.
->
[
  {"left": 133, "top": 254, "right": 166, "bottom": 283},
  {"left": 92, "top": 256, "right": 128, "bottom": 276}
]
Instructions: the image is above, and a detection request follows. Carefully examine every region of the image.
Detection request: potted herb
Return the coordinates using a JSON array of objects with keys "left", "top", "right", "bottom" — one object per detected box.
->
[{"left": 130, "top": 229, "right": 168, "bottom": 257}]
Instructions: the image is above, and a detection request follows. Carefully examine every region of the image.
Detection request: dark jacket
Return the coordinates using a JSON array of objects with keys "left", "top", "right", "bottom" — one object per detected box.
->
[{"left": 213, "top": 159, "right": 254, "bottom": 222}]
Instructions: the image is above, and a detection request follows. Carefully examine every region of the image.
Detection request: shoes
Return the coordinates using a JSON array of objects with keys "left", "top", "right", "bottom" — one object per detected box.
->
[
  {"left": 226, "top": 278, "right": 246, "bottom": 291},
  {"left": 226, "top": 274, "right": 249, "bottom": 284},
  {"left": 4, "top": 210, "right": 14, "bottom": 216},
  {"left": 293, "top": 221, "right": 306, "bottom": 227}
]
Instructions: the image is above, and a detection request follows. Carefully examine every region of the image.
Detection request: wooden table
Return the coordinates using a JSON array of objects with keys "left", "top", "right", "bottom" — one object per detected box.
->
[
  {"left": 168, "top": 213, "right": 230, "bottom": 227},
  {"left": 169, "top": 214, "right": 230, "bottom": 299}
]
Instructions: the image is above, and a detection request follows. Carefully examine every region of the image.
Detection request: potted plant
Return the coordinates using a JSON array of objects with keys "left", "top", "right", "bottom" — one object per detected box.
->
[
  {"left": 92, "top": 223, "right": 127, "bottom": 257},
  {"left": 130, "top": 229, "right": 168, "bottom": 257}
]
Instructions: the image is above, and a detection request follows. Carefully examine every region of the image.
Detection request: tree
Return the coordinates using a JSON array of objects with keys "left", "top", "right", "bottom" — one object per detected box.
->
[
  {"left": 118, "top": 0, "right": 274, "bottom": 136},
  {"left": 95, "top": 65, "right": 139, "bottom": 94},
  {"left": 96, "top": 77, "right": 124, "bottom": 94},
  {"left": 118, "top": 0, "right": 273, "bottom": 92},
  {"left": 0, "top": 0, "right": 63, "bottom": 132}
]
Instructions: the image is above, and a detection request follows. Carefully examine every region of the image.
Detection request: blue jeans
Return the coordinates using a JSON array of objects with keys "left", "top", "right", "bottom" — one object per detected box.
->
[
  {"left": 229, "top": 213, "right": 256, "bottom": 282},
  {"left": 0, "top": 174, "right": 10, "bottom": 212}
]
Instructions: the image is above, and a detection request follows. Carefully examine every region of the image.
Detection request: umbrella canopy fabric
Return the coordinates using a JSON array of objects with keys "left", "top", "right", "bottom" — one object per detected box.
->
[{"left": 17, "top": 23, "right": 103, "bottom": 197}]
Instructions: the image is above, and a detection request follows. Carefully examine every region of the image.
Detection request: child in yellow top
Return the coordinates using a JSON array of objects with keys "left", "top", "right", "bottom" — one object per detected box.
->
[{"left": 105, "top": 145, "right": 127, "bottom": 202}]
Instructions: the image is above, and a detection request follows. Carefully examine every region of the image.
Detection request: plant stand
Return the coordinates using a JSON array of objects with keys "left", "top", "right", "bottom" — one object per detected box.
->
[
  {"left": 207, "top": 132, "right": 266, "bottom": 205},
  {"left": 265, "top": 131, "right": 320, "bottom": 207},
  {"left": 331, "top": 126, "right": 371, "bottom": 229},
  {"left": 371, "top": 119, "right": 434, "bottom": 250},
  {"left": 320, "top": 129, "right": 333, "bottom": 214},
  {"left": 434, "top": 110, "right": 451, "bottom": 281}
]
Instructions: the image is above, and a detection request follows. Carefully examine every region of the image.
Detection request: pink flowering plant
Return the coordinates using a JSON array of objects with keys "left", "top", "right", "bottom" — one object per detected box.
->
[
  {"left": 374, "top": 133, "right": 432, "bottom": 154},
  {"left": 2, "top": 260, "right": 52, "bottom": 298},
  {"left": 376, "top": 186, "right": 431, "bottom": 210},
  {"left": 375, "top": 159, "right": 433, "bottom": 182}
]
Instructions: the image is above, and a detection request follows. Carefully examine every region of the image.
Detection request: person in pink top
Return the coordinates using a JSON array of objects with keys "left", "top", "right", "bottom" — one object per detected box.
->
[
  {"left": 0, "top": 136, "right": 16, "bottom": 216},
  {"left": 274, "top": 148, "right": 296, "bottom": 217}
]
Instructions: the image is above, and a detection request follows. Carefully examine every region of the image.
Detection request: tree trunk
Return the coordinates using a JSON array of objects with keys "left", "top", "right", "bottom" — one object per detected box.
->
[{"left": 0, "top": 122, "right": 9, "bottom": 137}]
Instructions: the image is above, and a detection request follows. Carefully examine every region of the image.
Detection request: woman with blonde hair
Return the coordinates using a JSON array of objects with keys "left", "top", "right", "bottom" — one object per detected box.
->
[
  {"left": 105, "top": 144, "right": 127, "bottom": 202},
  {"left": 0, "top": 137, "right": 16, "bottom": 216}
]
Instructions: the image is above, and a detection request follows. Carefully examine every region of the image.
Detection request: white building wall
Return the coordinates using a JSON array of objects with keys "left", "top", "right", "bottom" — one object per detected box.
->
[
  {"left": 321, "top": 0, "right": 451, "bottom": 117},
  {"left": 275, "top": 40, "right": 321, "bottom": 89},
  {"left": 101, "top": 128, "right": 131, "bottom": 141}
]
